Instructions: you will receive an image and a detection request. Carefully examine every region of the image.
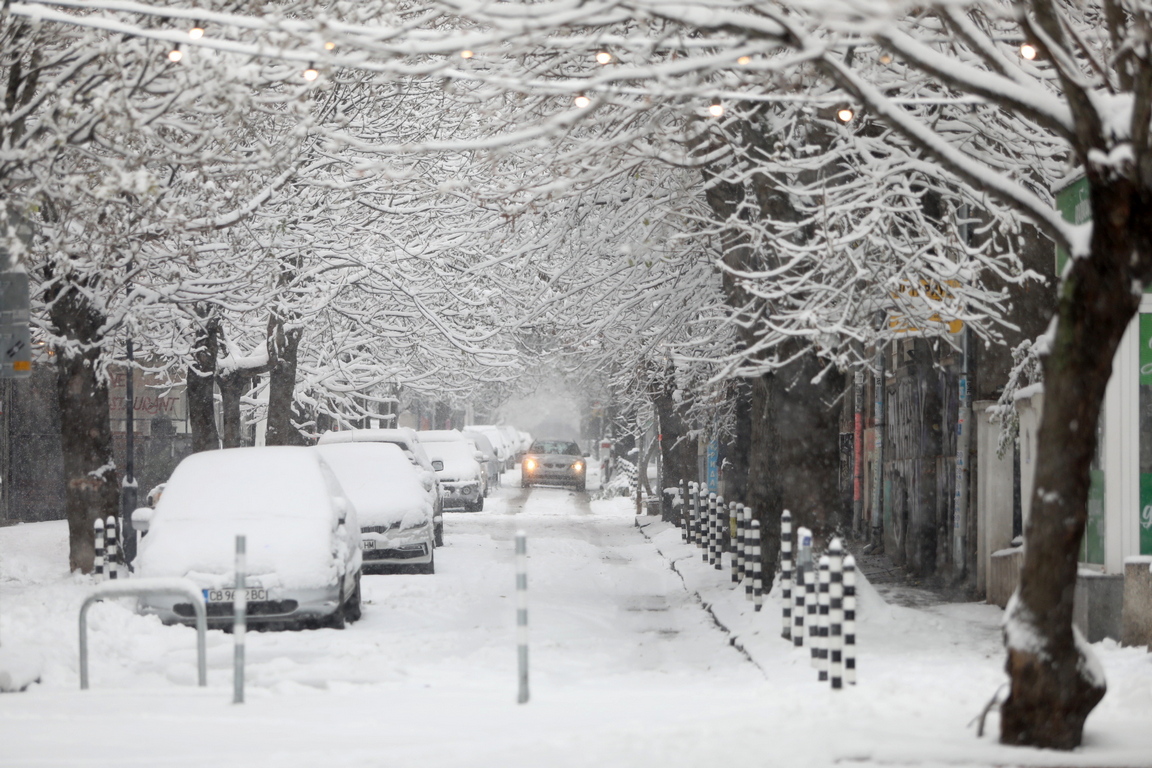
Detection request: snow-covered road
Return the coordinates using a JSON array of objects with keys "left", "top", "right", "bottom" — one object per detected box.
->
[{"left": 3, "top": 475, "right": 1152, "bottom": 767}]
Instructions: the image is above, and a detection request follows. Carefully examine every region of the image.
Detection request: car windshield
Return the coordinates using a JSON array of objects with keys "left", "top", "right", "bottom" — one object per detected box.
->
[{"left": 529, "top": 440, "right": 581, "bottom": 456}]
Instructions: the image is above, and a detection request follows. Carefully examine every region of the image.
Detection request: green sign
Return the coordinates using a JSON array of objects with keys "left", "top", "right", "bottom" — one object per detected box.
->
[{"left": 1054, "top": 175, "right": 1089, "bottom": 278}]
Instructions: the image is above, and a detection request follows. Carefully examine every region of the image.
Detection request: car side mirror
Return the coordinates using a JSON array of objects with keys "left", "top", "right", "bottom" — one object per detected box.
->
[
  {"left": 132, "top": 507, "right": 154, "bottom": 533},
  {"left": 432, "top": 460, "right": 444, "bottom": 472},
  {"left": 475, "top": 451, "right": 486, "bottom": 462}
]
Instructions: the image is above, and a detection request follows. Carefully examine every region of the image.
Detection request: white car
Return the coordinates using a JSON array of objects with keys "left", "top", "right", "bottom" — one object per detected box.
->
[
  {"left": 317, "top": 428, "right": 445, "bottom": 546},
  {"left": 315, "top": 442, "right": 436, "bottom": 574},
  {"left": 133, "top": 447, "right": 362, "bottom": 630},
  {"left": 419, "top": 434, "right": 486, "bottom": 512}
]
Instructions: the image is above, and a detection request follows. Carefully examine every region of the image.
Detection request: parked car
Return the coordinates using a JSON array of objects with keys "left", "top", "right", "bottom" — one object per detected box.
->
[
  {"left": 315, "top": 442, "right": 436, "bottom": 574},
  {"left": 471, "top": 424, "right": 514, "bottom": 469},
  {"left": 421, "top": 437, "right": 486, "bottom": 511},
  {"left": 317, "top": 428, "right": 444, "bottom": 546},
  {"left": 462, "top": 429, "right": 502, "bottom": 491},
  {"left": 522, "top": 439, "right": 587, "bottom": 491},
  {"left": 133, "top": 446, "right": 362, "bottom": 630},
  {"left": 419, "top": 429, "right": 491, "bottom": 497}
]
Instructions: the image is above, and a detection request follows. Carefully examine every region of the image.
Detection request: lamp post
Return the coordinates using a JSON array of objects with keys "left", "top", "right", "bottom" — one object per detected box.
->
[{"left": 120, "top": 268, "right": 138, "bottom": 564}]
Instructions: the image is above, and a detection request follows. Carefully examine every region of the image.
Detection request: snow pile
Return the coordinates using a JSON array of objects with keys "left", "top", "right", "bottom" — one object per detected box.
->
[
  {"left": 425, "top": 441, "right": 482, "bottom": 481},
  {"left": 314, "top": 442, "right": 432, "bottom": 530}
]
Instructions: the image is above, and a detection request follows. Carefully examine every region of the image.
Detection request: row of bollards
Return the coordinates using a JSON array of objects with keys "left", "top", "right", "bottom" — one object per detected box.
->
[
  {"left": 679, "top": 482, "right": 765, "bottom": 612},
  {"left": 93, "top": 517, "right": 121, "bottom": 580},
  {"left": 781, "top": 518, "right": 858, "bottom": 689}
]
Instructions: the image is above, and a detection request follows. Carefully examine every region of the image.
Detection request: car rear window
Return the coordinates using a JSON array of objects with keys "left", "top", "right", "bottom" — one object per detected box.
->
[{"left": 529, "top": 441, "right": 581, "bottom": 456}]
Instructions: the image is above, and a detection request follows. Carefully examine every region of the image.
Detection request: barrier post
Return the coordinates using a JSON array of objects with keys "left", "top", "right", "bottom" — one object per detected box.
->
[
  {"left": 93, "top": 518, "right": 105, "bottom": 580},
  {"left": 829, "top": 538, "right": 844, "bottom": 689},
  {"left": 730, "top": 503, "right": 741, "bottom": 584},
  {"left": 714, "top": 496, "right": 725, "bottom": 571},
  {"left": 705, "top": 494, "right": 716, "bottom": 564},
  {"left": 845, "top": 554, "right": 857, "bottom": 685},
  {"left": 680, "top": 479, "right": 690, "bottom": 542},
  {"left": 233, "top": 535, "right": 247, "bottom": 705},
  {"left": 781, "top": 510, "right": 793, "bottom": 640},
  {"left": 744, "top": 507, "right": 754, "bottom": 601},
  {"left": 816, "top": 555, "right": 830, "bottom": 680},
  {"left": 794, "top": 527, "right": 813, "bottom": 647},
  {"left": 104, "top": 516, "right": 119, "bottom": 580},
  {"left": 752, "top": 519, "right": 763, "bottom": 612},
  {"left": 516, "top": 530, "right": 529, "bottom": 704}
]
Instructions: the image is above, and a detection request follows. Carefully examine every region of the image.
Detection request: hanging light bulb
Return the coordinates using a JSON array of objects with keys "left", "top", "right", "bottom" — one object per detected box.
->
[
  {"left": 708, "top": 99, "right": 725, "bottom": 118},
  {"left": 303, "top": 63, "right": 319, "bottom": 81},
  {"left": 574, "top": 93, "right": 591, "bottom": 108},
  {"left": 737, "top": 55, "right": 751, "bottom": 66},
  {"left": 1019, "top": 43, "right": 1038, "bottom": 60},
  {"left": 460, "top": 49, "right": 474, "bottom": 59},
  {"left": 168, "top": 45, "right": 183, "bottom": 63},
  {"left": 324, "top": 41, "right": 336, "bottom": 51},
  {"left": 595, "top": 50, "right": 612, "bottom": 65},
  {"left": 188, "top": 22, "right": 205, "bottom": 40},
  {"left": 878, "top": 52, "right": 893, "bottom": 65},
  {"left": 836, "top": 107, "right": 855, "bottom": 123}
]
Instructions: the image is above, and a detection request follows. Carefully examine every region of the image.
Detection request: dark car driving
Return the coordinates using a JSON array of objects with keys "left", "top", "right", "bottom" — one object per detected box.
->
[{"left": 521, "top": 439, "right": 586, "bottom": 491}]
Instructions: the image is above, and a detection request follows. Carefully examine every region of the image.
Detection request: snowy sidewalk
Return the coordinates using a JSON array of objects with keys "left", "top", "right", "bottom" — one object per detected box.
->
[{"left": 635, "top": 515, "right": 1152, "bottom": 768}]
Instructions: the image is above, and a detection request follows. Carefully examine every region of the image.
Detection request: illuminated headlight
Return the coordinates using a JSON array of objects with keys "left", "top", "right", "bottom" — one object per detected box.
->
[
  {"left": 573, "top": 461, "right": 584, "bottom": 473},
  {"left": 524, "top": 458, "right": 537, "bottom": 472}
]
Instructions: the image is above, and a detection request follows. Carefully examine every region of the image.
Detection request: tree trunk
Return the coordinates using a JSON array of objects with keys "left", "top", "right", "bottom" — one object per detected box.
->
[
  {"left": 187, "top": 313, "right": 220, "bottom": 453},
  {"left": 218, "top": 370, "right": 251, "bottom": 448},
  {"left": 264, "top": 314, "right": 304, "bottom": 447},
  {"left": 649, "top": 361, "right": 697, "bottom": 522},
  {"left": 48, "top": 289, "right": 118, "bottom": 573},
  {"left": 999, "top": 179, "right": 1141, "bottom": 748}
]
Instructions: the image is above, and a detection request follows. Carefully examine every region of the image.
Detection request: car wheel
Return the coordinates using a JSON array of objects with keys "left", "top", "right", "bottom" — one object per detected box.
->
[
  {"left": 415, "top": 545, "right": 435, "bottom": 575},
  {"left": 521, "top": 480, "right": 531, "bottom": 488},
  {"left": 434, "top": 523, "right": 444, "bottom": 547},
  {"left": 473, "top": 495, "right": 484, "bottom": 512},
  {"left": 345, "top": 574, "right": 362, "bottom": 623}
]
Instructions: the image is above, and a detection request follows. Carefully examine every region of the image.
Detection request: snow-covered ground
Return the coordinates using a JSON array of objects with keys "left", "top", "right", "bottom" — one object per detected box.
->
[{"left": 3, "top": 470, "right": 1152, "bottom": 767}]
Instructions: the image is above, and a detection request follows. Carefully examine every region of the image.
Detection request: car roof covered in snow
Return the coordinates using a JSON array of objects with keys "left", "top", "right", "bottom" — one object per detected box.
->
[{"left": 314, "top": 442, "right": 432, "bottom": 529}]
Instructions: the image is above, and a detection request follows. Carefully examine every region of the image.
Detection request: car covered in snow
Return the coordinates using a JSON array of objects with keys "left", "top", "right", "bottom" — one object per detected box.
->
[
  {"left": 469, "top": 424, "right": 515, "bottom": 469},
  {"left": 132, "top": 446, "right": 362, "bottom": 630},
  {"left": 522, "top": 439, "right": 587, "bottom": 491},
  {"left": 317, "top": 428, "right": 444, "bottom": 546},
  {"left": 315, "top": 442, "right": 436, "bottom": 574},
  {"left": 419, "top": 435, "right": 486, "bottom": 511},
  {"left": 461, "top": 429, "right": 502, "bottom": 491}
]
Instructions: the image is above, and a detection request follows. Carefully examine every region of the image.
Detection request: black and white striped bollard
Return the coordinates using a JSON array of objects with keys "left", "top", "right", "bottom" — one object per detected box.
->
[
  {"left": 693, "top": 484, "right": 703, "bottom": 548},
  {"left": 781, "top": 510, "right": 793, "bottom": 641},
  {"left": 680, "top": 479, "right": 690, "bottom": 542},
  {"left": 794, "top": 527, "right": 812, "bottom": 647},
  {"left": 744, "top": 507, "right": 754, "bottom": 601},
  {"left": 844, "top": 554, "right": 857, "bottom": 685},
  {"left": 816, "top": 555, "right": 830, "bottom": 680},
  {"left": 705, "top": 494, "right": 716, "bottom": 565},
  {"left": 713, "top": 496, "right": 725, "bottom": 571},
  {"left": 93, "top": 517, "right": 105, "bottom": 580},
  {"left": 751, "top": 519, "right": 763, "bottom": 612},
  {"left": 730, "top": 503, "right": 741, "bottom": 584},
  {"left": 104, "top": 516, "right": 119, "bottom": 580},
  {"left": 234, "top": 535, "right": 247, "bottom": 705},
  {"left": 735, "top": 504, "right": 746, "bottom": 585},
  {"left": 829, "top": 538, "right": 845, "bottom": 689},
  {"left": 516, "top": 530, "right": 529, "bottom": 704}
]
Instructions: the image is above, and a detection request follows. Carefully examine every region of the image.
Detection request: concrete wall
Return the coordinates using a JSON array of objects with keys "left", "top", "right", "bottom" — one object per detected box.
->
[
  {"left": 988, "top": 548, "right": 1022, "bottom": 608},
  {"left": 1074, "top": 570, "right": 1124, "bottom": 643},
  {"left": 975, "top": 401, "right": 1015, "bottom": 596},
  {"left": 1122, "top": 556, "right": 1152, "bottom": 647}
]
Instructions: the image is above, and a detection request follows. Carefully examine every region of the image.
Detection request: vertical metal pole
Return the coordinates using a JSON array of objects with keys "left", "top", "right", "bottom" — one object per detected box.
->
[
  {"left": 713, "top": 495, "right": 724, "bottom": 571},
  {"left": 730, "top": 502, "right": 740, "bottom": 584},
  {"left": 735, "top": 503, "right": 745, "bottom": 582},
  {"left": 795, "top": 527, "right": 812, "bottom": 647},
  {"left": 121, "top": 337, "right": 137, "bottom": 564},
  {"left": 817, "top": 555, "right": 830, "bottom": 679},
  {"left": 233, "top": 535, "right": 246, "bottom": 705},
  {"left": 93, "top": 518, "right": 105, "bottom": 580},
  {"left": 807, "top": 543, "right": 819, "bottom": 656},
  {"left": 829, "top": 538, "right": 844, "bottom": 689},
  {"left": 104, "top": 517, "right": 118, "bottom": 580},
  {"left": 871, "top": 349, "right": 886, "bottom": 548},
  {"left": 953, "top": 328, "right": 971, "bottom": 576},
  {"left": 516, "top": 530, "right": 529, "bottom": 704},
  {"left": 780, "top": 510, "right": 793, "bottom": 640},
  {"left": 705, "top": 493, "right": 716, "bottom": 564},
  {"left": 751, "top": 519, "right": 763, "bottom": 612},
  {"left": 853, "top": 370, "right": 864, "bottom": 537},
  {"left": 844, "top": 554, "right": 858, "bottom": 685},
  {"left": 680, "top": 479, "right": 689, "bottom": 542}
]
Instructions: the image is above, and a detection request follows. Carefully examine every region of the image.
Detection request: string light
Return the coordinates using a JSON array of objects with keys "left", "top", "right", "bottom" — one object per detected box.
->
[
  {"left": 168, "top": 45, "right": 183, "bottom": 63},
  {"left": 836, "top": 107, "right": 855, "bottom": 123},
  {"left": 878, "top": 53, "right": 892, "bottom": 65},
  {"left": 188, "top": 22, "right": 204, "bottom": 40},
  {"left": 460, "top": 49, "right": 474, "bottom": 59},
  {"left": 1019, "top": 43, "right": 1038, "bottom": 60},
  {"left": 737, "top": 55, "right": 752, "bottom": 65},
  {"left": 574, "top": 93, "right": 591, "bottom": 108},
  {"left": 303, "top": 63, "right": 319, "bottom": 81},
  {"left": 324, "top": 41, "right": 336, "bottom": 51},
  {"left": 708, "top": 99, "right": 725, "bottom": 118},
  {"left": 595, "top": 50, "right": 612, "bottom": 65}
]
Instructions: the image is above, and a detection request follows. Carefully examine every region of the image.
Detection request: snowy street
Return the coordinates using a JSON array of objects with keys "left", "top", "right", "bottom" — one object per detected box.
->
[{"left": 3, "top": 473, "right": 1152, "bottom": 767}]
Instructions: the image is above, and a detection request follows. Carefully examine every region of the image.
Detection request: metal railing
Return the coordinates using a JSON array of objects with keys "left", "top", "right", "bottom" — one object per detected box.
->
[{"left": 79, "top": 577, "right": 207, "bottom": 689}]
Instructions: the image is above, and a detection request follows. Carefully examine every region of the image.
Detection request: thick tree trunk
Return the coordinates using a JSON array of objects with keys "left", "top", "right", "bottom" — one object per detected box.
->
[
  {"left": 48, "top": 290, "right": 118, "bottom": 573},
  {"left": 999, "top": 179, "right": 1144, "bottom": 748},
  {"left": 649, "top": 361, "right": 697, "bottom": 522},
  {"left": 187, "top": 313, "right": 220, "bottom": 453},
  {"left": 218, "top": 370, "right": 251, "bottom": 448},
  {"left": 264, "top": 315, "right": 304, "bottom": 447}
]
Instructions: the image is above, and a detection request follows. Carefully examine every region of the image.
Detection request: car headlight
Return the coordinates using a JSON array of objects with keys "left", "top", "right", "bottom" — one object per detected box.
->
[
  {"left": 524, "top": 458, "right": 537, "bottom": 471},
  {"left": 573, "top": 461, "right": 584, "bottom": 472}
]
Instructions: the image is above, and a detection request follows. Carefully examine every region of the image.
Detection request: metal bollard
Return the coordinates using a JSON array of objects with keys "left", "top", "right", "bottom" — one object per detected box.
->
[
  {"left": 516, "top": 530, "right": 529, "bottom": 704},
  {"left": 829, "top": 538, "right": 844, "bottom": 689},
  {"left": 691, "top": 484, "right": 702, "bottom": 548},
  {"left": 233, "top": 535, "right": 247, "bottom": 705},
  {"left": 705, "top": 494, "right": 716, "bottom": 564},
  {"left": 794, "top": 527, "right": 813, "bottom": 647},
  {"left": 104, "top": 516, "right": 119, "bottom": 580},
  {"left": 730, "top": 503, "right": 741, "bottom": 584},
  {"left": 713, "top": 496, "right": 725, "bottom": 571},
  {"left": 735, "top": 503, "right": 746, "bottom": 583},
  {"left": 806, "top": 546, "right": 819, "bottom": 656},
  {"left": 816, "top": 555, "right": 830, "bottom": 679},
  {"left": 744, "top": 507, "right": 754, "bottom": 600},
  {"left": 844, "top": 554, "right": 857, "bottom": 685},
  {"left": 781, "top": 510, "right": 793, "bottom": 641},
  {"left": 93, "top": 518, "right": 105, "bottom": 580},
  {"left": 751, "top": 519, "right": 763, "bottom": 612},
  {"left": 680, "top": 479, "right": 690, "bottom": 542}
]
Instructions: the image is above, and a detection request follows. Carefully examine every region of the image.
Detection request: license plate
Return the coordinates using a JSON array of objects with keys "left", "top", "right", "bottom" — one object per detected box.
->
[
  {"left": 203, "top": 588, "right": 267, "bottom": 603},
  {"left": 361, "top": 539, "right": 377, "bottom": 551}
]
